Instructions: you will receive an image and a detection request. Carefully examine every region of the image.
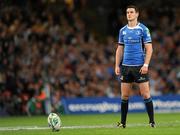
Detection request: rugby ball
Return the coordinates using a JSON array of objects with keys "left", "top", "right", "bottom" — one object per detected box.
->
[{"left": 47, "top": 113, "right": 61, "bottom": 131}]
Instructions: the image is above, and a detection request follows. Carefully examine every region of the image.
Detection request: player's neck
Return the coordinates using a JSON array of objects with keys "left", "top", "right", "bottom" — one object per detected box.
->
[{"left": 128, "top": 20, "right": 138, "bottom": 28}]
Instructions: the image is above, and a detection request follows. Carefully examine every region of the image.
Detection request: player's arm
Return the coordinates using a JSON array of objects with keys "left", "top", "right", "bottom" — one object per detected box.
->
[
  {"left": 115, "top": 28, "right": 124, "bottom": 75},
  {"left": 140, "top": 43, "right": 153, "bottom": 74},
  {"left": 115, "top": 45, "right": 124, "bottom": 75},
  {"left": 144, "top": 43, "right": 153, "bottom": 66},
  {"left": 140, "top": 26, "right": 153, "bottom": 74}
]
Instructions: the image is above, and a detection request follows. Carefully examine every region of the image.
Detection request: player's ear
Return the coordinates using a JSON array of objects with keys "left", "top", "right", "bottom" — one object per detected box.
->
[{"left": 136, "top": 12, "right": 139, "bottom": 18}]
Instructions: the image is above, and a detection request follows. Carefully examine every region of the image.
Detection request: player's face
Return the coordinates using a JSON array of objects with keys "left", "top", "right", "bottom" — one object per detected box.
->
[{"left": 126, "top": 8, "right": 139, "bottom": 21}]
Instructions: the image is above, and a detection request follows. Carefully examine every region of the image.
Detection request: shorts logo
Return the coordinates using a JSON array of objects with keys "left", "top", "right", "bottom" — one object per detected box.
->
[
  {"left": 138, "top": 77, "right": 145, "bottom": 81},
  {"left": 120, "top": 76, "right": 124, "bottom": 80}
]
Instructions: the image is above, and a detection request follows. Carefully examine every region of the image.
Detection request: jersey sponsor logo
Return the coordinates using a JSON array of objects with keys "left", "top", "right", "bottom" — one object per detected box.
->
[{"left": 124, "top": 39, "right": 141, "bottom": 43}]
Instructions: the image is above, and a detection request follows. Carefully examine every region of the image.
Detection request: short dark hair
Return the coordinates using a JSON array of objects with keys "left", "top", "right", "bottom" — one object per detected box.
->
[{"left": 126, "top": 5, "right": 139, "bottom": 13}]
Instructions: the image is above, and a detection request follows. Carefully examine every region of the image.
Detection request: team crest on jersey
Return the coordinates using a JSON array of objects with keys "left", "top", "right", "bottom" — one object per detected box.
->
[{"left": 136, "top": 30, "right": 141, "bottom": 35}]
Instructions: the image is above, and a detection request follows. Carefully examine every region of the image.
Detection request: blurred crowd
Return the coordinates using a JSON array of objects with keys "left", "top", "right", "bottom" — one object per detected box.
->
[{"left": 0, "top": 0, "right": 179, "bottom": 115}]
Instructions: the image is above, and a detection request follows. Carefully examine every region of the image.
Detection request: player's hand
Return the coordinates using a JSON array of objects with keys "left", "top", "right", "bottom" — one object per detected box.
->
[
  {"left": 140, "top": 65, "right": 148, "bottom": 74},
  {"left": 115, "top": 66, "right": 120, "bottom": 75}
]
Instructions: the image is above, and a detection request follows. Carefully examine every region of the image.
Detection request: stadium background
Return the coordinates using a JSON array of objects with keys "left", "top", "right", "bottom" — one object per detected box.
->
[{"left": 0, "top": 0, "right": 179, "bottom": 116}]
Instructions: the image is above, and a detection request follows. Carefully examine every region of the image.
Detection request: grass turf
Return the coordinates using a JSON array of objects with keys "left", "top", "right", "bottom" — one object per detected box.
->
[{"left": 0, "top": 113, "right": 180, "bottom": 135}]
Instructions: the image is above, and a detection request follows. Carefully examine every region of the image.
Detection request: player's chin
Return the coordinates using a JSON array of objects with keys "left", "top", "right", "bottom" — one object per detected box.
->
[
  {"left": 141, "top": 72, "right": 148, "bottom": 74},
  {"left": 115, "top": 73, "right": 120, "bottom": 75},
  {"left": 127, "top": 18, "right": 133, "bottom": 21}
]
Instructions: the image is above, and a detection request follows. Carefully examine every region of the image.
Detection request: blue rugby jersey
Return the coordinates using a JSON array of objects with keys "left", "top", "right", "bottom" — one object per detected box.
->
[{"left": 118, "top": 23, "right": 152, "bottom": 66}]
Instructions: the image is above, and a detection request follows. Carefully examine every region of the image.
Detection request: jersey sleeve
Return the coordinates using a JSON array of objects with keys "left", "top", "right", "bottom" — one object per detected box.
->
[
  {"left": 143, "top": 27, "right": 152, "bottom": 44},
  {"left": 118, "top": 29, "right": 124, "bottom": 46}
]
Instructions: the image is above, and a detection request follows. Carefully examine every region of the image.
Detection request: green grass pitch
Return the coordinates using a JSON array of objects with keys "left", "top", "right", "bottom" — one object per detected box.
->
[{"left": 0, "top": 113, "right": 180, "bottom": 135}]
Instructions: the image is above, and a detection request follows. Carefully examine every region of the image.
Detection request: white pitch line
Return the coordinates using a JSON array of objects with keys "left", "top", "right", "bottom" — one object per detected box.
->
[
  {"left": 0, "top": 121, "right": 180, "bottom": 131},
  {"left": 0, "top": 126, "right": 49, "bottom": 131},
  {"left": 62, "top": 124, "right": 115, "bottom": 129},
  {"left": 0, "top": 125, "right": 114, "bottom": 131}
]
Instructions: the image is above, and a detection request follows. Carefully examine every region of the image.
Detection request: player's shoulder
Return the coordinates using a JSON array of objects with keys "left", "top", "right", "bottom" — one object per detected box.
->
[
  {"left": 138, "top": 23, "right": 149, "bottom": 30},
  {"left": 119, "top": 25, "right": 128, "bottom": 32}
]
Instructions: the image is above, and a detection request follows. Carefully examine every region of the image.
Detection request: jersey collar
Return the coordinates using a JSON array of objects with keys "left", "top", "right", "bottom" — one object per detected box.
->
[{"left": 127, "top": 23, "right": 140, "bottom": 29}]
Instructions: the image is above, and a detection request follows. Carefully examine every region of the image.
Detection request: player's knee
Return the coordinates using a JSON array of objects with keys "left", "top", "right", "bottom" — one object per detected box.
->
[
  {"left": 142, "top": 94, "right": 150, "bottom": 99},
  {"left": 121, "top": 95, "right": 129, "bottom": 100}
]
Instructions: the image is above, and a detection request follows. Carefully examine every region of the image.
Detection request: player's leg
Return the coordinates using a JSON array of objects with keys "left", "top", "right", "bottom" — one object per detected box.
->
[
  {"left": 117, "top": 65, "right": 133, "bottom": 128},
  {"left": 139, "top": 82, "right": 155, "bottom": 127},
  {"left": 121, "top": 83, "right": 131, "bottom": 125},
  {"left": 117, "top": 82, "right": 132, "bottom": 128},
  {"left": 134, "top": 66, "right": 155, "bottom": 127}
]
